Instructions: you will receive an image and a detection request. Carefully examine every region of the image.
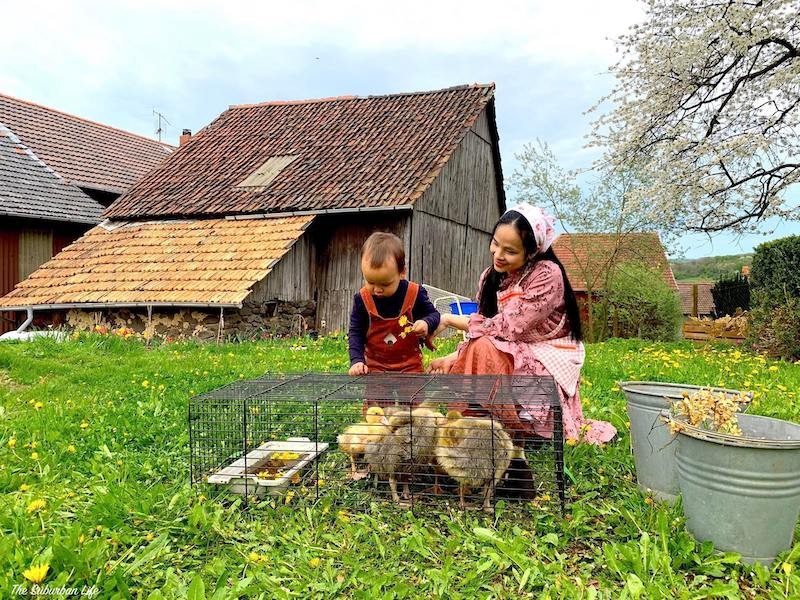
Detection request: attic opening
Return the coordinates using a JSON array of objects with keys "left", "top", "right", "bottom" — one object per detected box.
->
[{"left": 236, "top": 155, "right": 298, "bottom": 190}]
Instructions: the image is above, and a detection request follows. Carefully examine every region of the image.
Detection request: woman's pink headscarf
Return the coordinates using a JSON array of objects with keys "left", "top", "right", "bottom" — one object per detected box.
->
[{"left": 505, "top": 204, "right": 557, "bottom": 254}]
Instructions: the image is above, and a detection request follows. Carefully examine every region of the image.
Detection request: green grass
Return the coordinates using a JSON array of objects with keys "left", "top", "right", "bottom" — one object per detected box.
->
[{"left": 1, "top": 334, "right": 799, "bottom": 598}]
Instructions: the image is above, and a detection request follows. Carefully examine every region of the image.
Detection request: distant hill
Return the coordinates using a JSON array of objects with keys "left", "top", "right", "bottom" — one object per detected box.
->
[{"left": 670, "top": 253, "right": 753, "bottom": 282}]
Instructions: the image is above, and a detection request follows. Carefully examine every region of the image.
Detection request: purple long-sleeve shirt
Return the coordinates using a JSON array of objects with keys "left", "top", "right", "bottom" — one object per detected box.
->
[{"left": 348, "top": 280, "right": 440, "bottom": 366}]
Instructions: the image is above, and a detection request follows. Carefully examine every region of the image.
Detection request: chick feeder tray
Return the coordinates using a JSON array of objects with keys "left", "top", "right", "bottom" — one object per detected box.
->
[{"left": 206, "top": 437, "right": 328, "bottom": 496}]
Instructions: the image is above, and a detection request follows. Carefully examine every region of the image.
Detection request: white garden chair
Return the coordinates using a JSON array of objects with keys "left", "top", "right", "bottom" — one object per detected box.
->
[{"left": 421, "top": 283, "right": 475, "bottom": 341}]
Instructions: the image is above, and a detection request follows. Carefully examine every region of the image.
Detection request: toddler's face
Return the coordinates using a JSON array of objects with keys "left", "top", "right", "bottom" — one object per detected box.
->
[{"left": 361, "top": 256, "right": 403, "bottom": 297}]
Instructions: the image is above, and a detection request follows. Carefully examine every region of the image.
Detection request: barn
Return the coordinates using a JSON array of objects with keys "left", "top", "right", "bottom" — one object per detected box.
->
[
  {"left": 0, "top": 93, "right": 172, "bottom": 334},
  {"left": 0, "top": 85, "right": 505, "bottom": 339}
]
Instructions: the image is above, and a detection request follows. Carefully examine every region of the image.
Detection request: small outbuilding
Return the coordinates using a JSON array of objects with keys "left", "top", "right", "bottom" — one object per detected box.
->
[{"left": 0, "top": 85, "right": 505, "bottom": 339}]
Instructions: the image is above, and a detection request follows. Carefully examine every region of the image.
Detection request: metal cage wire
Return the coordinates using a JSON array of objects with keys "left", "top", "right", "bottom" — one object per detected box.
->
[{"left": 189, "top": 373, "right": 566, "bottom": 512}]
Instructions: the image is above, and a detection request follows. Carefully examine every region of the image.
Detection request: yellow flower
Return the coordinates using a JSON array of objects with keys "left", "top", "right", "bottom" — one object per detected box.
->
[
  {"left": 29, "top": 441, "right": 38, "bottom": 449},
  {"left": 769, "top": 365, "right": 779, "bottom": 372},
  {"left": 67, "top": 445, "right": 76, "bottom": 453},
  {"left": 23, "top": 563, "right": 49, "bottom": 584},
  {"left": 80, "top": 421, "right": 89, "bottom": 430},
  {"left": 19, "top": 483, "right": 30, "bottom": 492},
  {"left": 309, "top": 557, "right": 321, "bottom": 568},
  {"left": 7, "top": 438, "right": 16, "bottom": 449},
  {"left": 26, "top": 499, "right": 46, "bottom": 514},
  {"left": 782, "top": 562, "right": 793, "bottom": 576},
  {"left": 34, "top": 401, "right": 43, "bottom": 410},
  {"left": 144, "top": 532, "right": 155, "bottom": 542},
  {"left": 30, "top": 452, "right": 39, "bottom": 460},
  {"left": 398, "top": 315, "right": 409, "bottom": 327},
  {"left": 566, "top": 438, "right": 578, "bottom": 446},
  {"left": 142, "top": 380, "right": 150, "bottom": 388}
]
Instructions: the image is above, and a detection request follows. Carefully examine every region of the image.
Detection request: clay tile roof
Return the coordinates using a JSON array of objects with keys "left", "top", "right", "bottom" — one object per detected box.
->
[
  {"left": 0, "top": 93, "right": 173, "bottom": 194},
  {"left": 0, "top": 216, "right": 312, "bottom": 308},
  {"left": 104, "top": 84, "right": 496, "bottom": 219},
  {"left": 0, "top": 128, "right": 103, "bottom": 224},
  {"left": 552, "top": 232, "right": 678, "bottom": 292},
  {"left": 677, "top": 282, "right": 716, "bottom": 316}
]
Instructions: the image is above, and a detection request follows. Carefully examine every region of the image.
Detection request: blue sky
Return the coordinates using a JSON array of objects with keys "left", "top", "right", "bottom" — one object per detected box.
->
[{"left": 3, "top": 0, "right": 797, "bottom": 258}]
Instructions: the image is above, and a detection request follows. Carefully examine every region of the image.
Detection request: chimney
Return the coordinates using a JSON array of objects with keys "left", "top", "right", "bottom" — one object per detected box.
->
[{"left": 179, "top": 129, "right": 192, "bottom": 146}]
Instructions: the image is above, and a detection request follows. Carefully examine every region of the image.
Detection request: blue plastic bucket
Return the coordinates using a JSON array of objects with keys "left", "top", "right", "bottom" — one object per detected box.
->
[{"left": 450, "top": 301, "right": 478, "bottom": 315}]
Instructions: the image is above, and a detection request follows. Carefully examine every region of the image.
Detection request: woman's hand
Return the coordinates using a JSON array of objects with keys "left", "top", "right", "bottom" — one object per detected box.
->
[{"left": 428, "top": 352, "right": 458, "bottom": 374}]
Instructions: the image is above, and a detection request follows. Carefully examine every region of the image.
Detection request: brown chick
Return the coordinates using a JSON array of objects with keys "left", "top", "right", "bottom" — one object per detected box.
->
[
  {"left": 434, "top": 410, "right": 513, "bottom": 512},
  {"left": 337, "top": 406, "right": 390, "bottom": 480},
  {"left": 364, "top": 406, "right": 444, "bottom": 506}
]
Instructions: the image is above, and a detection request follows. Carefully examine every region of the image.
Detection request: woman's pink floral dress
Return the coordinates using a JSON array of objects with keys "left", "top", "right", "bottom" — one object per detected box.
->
[{"left": 459, "top": 260, "right": 616, "bottom": 444}]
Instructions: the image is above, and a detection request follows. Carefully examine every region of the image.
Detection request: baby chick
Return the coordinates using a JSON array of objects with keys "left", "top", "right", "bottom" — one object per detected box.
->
[
  {"left": 364, "top": 406, "right": 444, "bottom": 505},
  {"left": 337, "top": 406, "right": 390, "bottom": 480},
  {"left": 434, "top": 410, "right": 513, "bottom": 512}
]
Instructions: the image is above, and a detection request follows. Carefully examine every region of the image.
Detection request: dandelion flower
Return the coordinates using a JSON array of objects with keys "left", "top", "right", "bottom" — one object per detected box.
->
[
  {"left": 67, "top": 445, "right": 76, "bottom": 453},
  {"left": 30, "top": 452, "right": 39, "bottom": 460},
  {"left": 34, "top": 401, "right": 43, "bottom": 410},
  {"left": 7, "top": 438, "right": 16, "bottom": 449},
  {"left": 26, "top": 499, "right": 46, "bottom": 514},
  {"left": 23, "top": 563, "right": 49, "bottom": 584},
  {"left": 309, "top": 557, "right": 321, "bottom": 568},
  {"left": 141, "top": 380, "right": 150, "bottom": 388},
  {"left": 19, "top": 483, "right": 29, "bottom": 492},
  {"left": 80, "top": 421, "right": 89, "bottom": 430}
]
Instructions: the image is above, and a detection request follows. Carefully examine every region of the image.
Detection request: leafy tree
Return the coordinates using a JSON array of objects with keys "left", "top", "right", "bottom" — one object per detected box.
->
[
  {"left": 592, "top": 0, "right": 800, "bottom": 233},
  {"left": 511, "top": 140, "right": 675, "bottom": 340}
]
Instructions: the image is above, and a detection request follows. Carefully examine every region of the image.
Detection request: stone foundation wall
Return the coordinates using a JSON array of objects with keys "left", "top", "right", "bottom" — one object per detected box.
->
[{"left": 65, "top": 300, "right": 316, "bottom": 341}]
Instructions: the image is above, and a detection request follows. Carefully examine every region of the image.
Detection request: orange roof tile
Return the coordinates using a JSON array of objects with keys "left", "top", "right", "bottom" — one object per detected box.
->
[
  {"left": 552, "top": 232, "right": 678, "bottom": 292},
  {"left": 0, "top": 93, "right": 173, "bottom": 194},
  {"left": 104, "top": 84, "right": 497, "bottom": 219},
  {"left": 0, "top": 216, "right": 312, "bottom": 308}
]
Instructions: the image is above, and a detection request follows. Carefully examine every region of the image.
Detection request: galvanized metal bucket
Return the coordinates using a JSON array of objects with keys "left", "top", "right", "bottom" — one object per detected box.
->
[
  {"left": 674, "top": 413, "right": 800, "bottom": 566},
  {"left": 619, "top": 381, "right": 751, "bottom": 503}
]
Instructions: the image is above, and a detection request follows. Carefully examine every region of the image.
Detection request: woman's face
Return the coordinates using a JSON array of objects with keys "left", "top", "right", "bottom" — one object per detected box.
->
[{"left": 490, "top": 224, "right": 527, "bottom": 273}]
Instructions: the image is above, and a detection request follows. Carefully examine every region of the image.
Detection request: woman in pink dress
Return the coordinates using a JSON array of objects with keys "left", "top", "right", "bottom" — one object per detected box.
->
[{"left": 429, "top": 204, "right": 616, "bottom": 445}]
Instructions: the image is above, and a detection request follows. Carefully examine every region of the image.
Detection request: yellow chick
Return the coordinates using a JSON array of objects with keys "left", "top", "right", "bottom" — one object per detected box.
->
[
  {"left": 435, "top": 410, "right": 513, "bottom": 512},
  {"left": 337, "top": 406, "right": 390, "bottom": 480},
  {"left": 365, "top": 406, "right": 444, "bottom": 506}
]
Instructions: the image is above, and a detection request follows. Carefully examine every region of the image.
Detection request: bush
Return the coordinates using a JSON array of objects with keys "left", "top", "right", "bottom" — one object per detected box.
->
[
  {"left": 711, "top": 272, "right": 750, "bottom": 316},
  {"left": 748, "top": 235, "right": 800, "bottom": 360},
  {"left": 593, "top": 262, "right": 683, "bottom": 341},
  {"left": 750, "top": 235, "right": 800, "bottom": 304}
]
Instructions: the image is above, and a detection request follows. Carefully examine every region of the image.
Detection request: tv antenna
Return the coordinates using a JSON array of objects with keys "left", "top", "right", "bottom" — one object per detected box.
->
[{"left": 153, "top": 109, "right": 171, "bottom": 142}]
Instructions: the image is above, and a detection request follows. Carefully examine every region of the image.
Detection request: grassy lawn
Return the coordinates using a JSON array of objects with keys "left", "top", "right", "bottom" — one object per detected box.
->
[{"left": 1, "top": 334, "right": 799, "bottom": 598}]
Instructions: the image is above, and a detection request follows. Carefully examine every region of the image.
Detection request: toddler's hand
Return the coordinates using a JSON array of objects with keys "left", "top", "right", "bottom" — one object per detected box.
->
[
  {"left": 411, "top": 320, "right": 429, "bottom": 337},
  {"left": 348, "top": 362, "right": 368, "bottom": 376}
]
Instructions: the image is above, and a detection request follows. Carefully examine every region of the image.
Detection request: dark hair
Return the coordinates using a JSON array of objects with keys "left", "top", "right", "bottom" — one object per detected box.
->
[
  {"left": 478, "top": 210, "right": 582, "bottom": 341},
  {"left": 361, "top": 232, "right": 405, "bottom": 273}
]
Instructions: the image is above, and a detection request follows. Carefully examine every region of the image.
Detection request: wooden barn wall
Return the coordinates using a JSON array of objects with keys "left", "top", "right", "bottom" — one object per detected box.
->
[
  {"left": 248, "top": 231, "right": 314, "bottom": 303},
  {"left": 0, "top": 219, "right": 92, "bottom": 333},
  {"left": 19, "top": 229, "right": 53, "bottom": 280},
  {"left": 313, "top": 213, "right": 410, "bottom": 333},
  {"left": 411, "top": 107, "right": 502, "bottom": 298},
  {"left": 0, "top": 228, "right": 20, "bottom": 333}
]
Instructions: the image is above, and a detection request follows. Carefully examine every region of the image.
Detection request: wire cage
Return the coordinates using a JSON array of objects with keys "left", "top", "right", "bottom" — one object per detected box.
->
[{"left": 189, "top": 373, "right": 565, "bottom": 513}]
